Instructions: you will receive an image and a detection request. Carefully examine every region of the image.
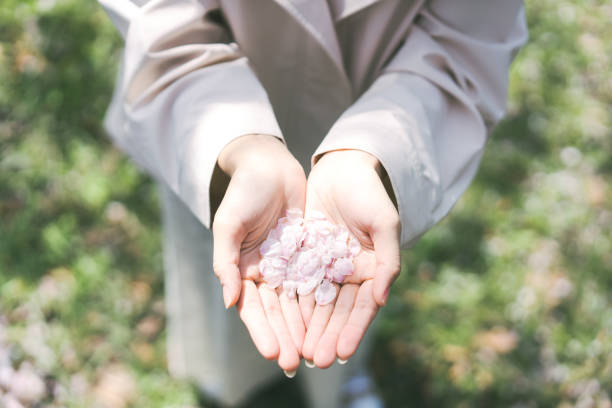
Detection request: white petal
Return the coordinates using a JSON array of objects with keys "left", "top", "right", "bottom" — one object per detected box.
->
[
  {"left": 265, "top": 272, "right": 284, "bottom": 288},
  {"left": 283, "top": 280, "right": 298, "bottom": 298},
  {"left": 286, "top": 208, "right": 304, "bottom": 220},
  {"left": 260, "top": 239, "right": 282, "bottom": 257},
  {"left": 330, "top": 240, "right": 347, "bottom": 258},
  {"left": 334, "top": 258, "right": 354, "bottom": 276},
  {"left": 315, "top": 279, "right": 337, "bottom": 305},
  {"left": 348, "top": 236, "right": 361, "bottom": 257},
  {"left": 308, "top": 211, "right": 327, "bottom": 221},
  {"left": 297, "top": 278, "right": 319, "bottom": 296}
]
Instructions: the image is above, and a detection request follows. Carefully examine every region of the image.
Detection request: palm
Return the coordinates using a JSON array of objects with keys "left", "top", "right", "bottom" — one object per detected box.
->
[{"left": 231, "top": 167, "right": 303, "bottom": 281}]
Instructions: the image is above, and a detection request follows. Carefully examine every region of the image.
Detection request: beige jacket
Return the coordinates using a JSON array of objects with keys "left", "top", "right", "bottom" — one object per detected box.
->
[{"left": 99, "top": 0, "right": 527, "bottom": 248}]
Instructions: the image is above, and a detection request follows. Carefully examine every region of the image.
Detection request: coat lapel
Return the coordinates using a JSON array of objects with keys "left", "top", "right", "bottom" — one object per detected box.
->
[
  {"left": 273, "top": 0, "right": 348, "bottom": 82},
  {"left": 328, "top": 0, "right": 383, "bottom": 21}
]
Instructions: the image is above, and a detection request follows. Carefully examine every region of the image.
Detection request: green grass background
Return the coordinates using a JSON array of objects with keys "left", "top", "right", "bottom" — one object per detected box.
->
[{"left": 1, "top": 1, "right": 611, "bottom": 406}]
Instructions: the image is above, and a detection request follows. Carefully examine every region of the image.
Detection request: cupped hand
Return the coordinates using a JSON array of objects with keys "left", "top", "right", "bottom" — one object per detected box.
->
[
  {"left": 299, "top": 150, "right": 401, "bottom": 369},
  {"left": 212, "top": 134, "right": 306, "bottom": 372}
]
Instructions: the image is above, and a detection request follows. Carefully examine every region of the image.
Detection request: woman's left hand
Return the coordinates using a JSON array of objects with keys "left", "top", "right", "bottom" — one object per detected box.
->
[{"left": 299, "top": 150, "right": 402, "bottom": 368}]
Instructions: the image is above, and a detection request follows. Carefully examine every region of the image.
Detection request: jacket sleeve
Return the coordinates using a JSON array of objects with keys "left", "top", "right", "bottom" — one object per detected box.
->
[
  {"left": 98, "top": 0, "right": 283, "bottom": 228},
  {"left": 313, "top": 0, "right": 528, "bottom": 248}
]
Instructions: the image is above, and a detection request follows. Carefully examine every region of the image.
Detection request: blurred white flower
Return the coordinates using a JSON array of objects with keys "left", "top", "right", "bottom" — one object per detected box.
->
[
  {"left": 105, "top": 201, "right": 128, "bottom": 224},
  {"left": 547, "top": 364, "right": 569, "bottom": 383},
  {"left": 94, "top": 365, "right": 136, "bottom": 408},
  {"left": 527, "top": 240, "right": 559, "bottom": 273},
  {"left": 549, "top": 277, "right": 573, "bottom": 300},
  {"left": 517, "top": 287, "right": 536, "bottom": 309},
  {"left": 560, "top": 146, "right": 582, "bottom": 167},
  {"left": 1, "top": 393, "right": 25, "bottom": 408},
  {"left": 557, "top": 4, "right": 576, "bottom": 23},
  {"left": 69, "top": 373, "right": 89, "bottom": 397},
  {"left": 0, "top": 365, "right": 15, "bottom": 390},
  {"left": 37, "top": 0, "right": 57, "bottom": 12},
  {"left": 9, "top": 362, "right": 46, "bottom": 404},
  {"left": 547, "top": 171, "right": 583, "bottom": 201},
  {"left": 21, "top": 323, "right": 56, "bottom": 371}
]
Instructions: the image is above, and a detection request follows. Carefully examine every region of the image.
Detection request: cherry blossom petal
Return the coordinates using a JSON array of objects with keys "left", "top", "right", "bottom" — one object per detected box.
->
[
  {"left": 259, "top": 209, "right": 361, "bottom": 305},
  {"left": 283, "top": 280, "right": 299, "bottom": 298},
  {"left": 348, "top": 236, "right": 361, "bottom": 257},
  {"left": 260, "top": 239, "right": 282, "bottom": 257},
  {"left": 315, "top": 279, "right": 337, "bottom": 305},
  {"left": 297, "top": 278, "right": 319, "bottom": 296},
  {"left": 334, "top": 258, "right": 354, "bottom": 276}
]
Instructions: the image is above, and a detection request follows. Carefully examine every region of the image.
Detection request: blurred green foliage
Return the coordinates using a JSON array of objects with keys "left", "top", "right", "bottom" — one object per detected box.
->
[{"left": 0, "top": 0, "right": 611, "bottom": 407}]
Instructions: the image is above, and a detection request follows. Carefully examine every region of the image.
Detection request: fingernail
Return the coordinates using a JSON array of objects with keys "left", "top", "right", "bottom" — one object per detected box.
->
[
  {"left": 337, "top": 358, "right": 347, "bottom": 365},
  {"left": 382, "top": 286, "right": 391, "bottom": 305},
  {"left": 305, "top": 360, "right": 315, "bottom": 368},
  {"left": 222, "top": 286, "right": 231, "bottom": 309},
  {"left": 283, "top": 369, "right": 297, "bottom": 378}
]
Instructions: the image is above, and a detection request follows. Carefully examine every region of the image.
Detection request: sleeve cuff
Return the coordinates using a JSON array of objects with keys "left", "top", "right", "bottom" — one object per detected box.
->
[
  {"left": 312, "top": 73, "right": 446, "bottom": 248},
  {"left": 176, "top": 61, "right": 284, "bottom": 229},
  {"left": 112, "top": 57, "right": 283, "bottom": 229}
]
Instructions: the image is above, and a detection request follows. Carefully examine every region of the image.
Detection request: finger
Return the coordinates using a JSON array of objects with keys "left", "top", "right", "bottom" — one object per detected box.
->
[
  {"left": 298, "top": 292, "right": 316, "bottom": 328},
  {"left": 313, "top": 284, "right": 359, "bottom": 368},
  {"left": 259, "top": 284, "right": 301, "bottom": 371},
  {"left": 337, "top": 280, "right": 379, "bottom": 360},
  {"left": 237, "top": 280, "right": 279, "bottom": 360},
  {"left": 278, "top": 290, "right": 306, "bottom": 353},
  {"left": 301, "top": 284, "right": 339, "bottom": 362},
  {"left": 370, "top": 218, "right": 401, "bottom": 306},
  {"left": 212, "top": 214, "right": 246, "bottom": 309}
]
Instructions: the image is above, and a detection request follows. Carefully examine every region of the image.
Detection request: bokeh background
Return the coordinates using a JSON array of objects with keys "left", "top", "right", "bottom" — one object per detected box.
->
[{"left": 1, "top": 0, "right": 611, "bottom": 407}]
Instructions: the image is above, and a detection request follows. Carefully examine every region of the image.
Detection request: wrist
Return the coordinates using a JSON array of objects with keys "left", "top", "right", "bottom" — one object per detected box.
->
[
  {"left": 316, "top": 149, "right": 396, "bottom": 208},
  {"left": 317, "top": 149, "right": 383, "bottom": 177},
  {"left": 218, "top": 133, "right": 285, "bottom": 176}
]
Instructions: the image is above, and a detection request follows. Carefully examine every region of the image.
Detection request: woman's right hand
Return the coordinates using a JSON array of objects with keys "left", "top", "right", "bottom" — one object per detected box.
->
[{"left": 212, "top": 134, "right": 306, "bottom": 373}]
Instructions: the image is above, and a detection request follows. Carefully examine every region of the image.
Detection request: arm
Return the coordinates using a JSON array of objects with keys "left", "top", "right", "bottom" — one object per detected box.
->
[
  {"left": 314, "top": 0, "right": 528, "bottom": 249},
  {"left": 303, "top": 0, "right": 528, "bottom": 367},
  {"left": 99, "top": 0, "right": 283, "bottom": 228}
]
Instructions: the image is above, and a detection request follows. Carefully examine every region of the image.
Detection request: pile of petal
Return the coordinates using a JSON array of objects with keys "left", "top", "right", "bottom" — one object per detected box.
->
[{"left": 259, "top": 209, "right": 360, "bottom": 305}]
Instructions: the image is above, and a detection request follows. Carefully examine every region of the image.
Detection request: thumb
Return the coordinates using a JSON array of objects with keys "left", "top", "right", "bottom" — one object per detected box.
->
[
  {"left": 212, "top": 215, "right": 245, "bottom": 309},
  {"left": 370, "top": 217, "right": 401, "bottom": 307}
]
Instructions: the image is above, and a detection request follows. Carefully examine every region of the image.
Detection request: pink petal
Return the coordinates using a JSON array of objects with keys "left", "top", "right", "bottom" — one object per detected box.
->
[
  {"left": 260, "top": 239, "right": 282, "bottom": 257},
  {"left": 334, "top": 258, "right": 354, "bottom": 276},
  {"left": 348, "top": 236, "right": 361, "bottom": 257},
  {"left": 297, "top": 278, "right": 319, "bottom": 296},
  {"left": 286, "top": 208, "right": 303, "bottom": 220},
  {"left": 265, "top": 273, "right": 284, "bottom": 288},
  {"left": 283, "top": 280, "right": 298, "bottom": 298},
  {"left": 336, "top": 227, "right": 349, "bottom": 242},
  {"left": 259, "top": 258, "right": 272, "bottom": 275},
  {"left": 330, "top": 239, "right": 347, "bottom": 258},
  {"left": 308, "top": 211, "right": 327, "bottom": 221},
  {"left": 315, "top": 279, "right": 337, "bottom": 305}
]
